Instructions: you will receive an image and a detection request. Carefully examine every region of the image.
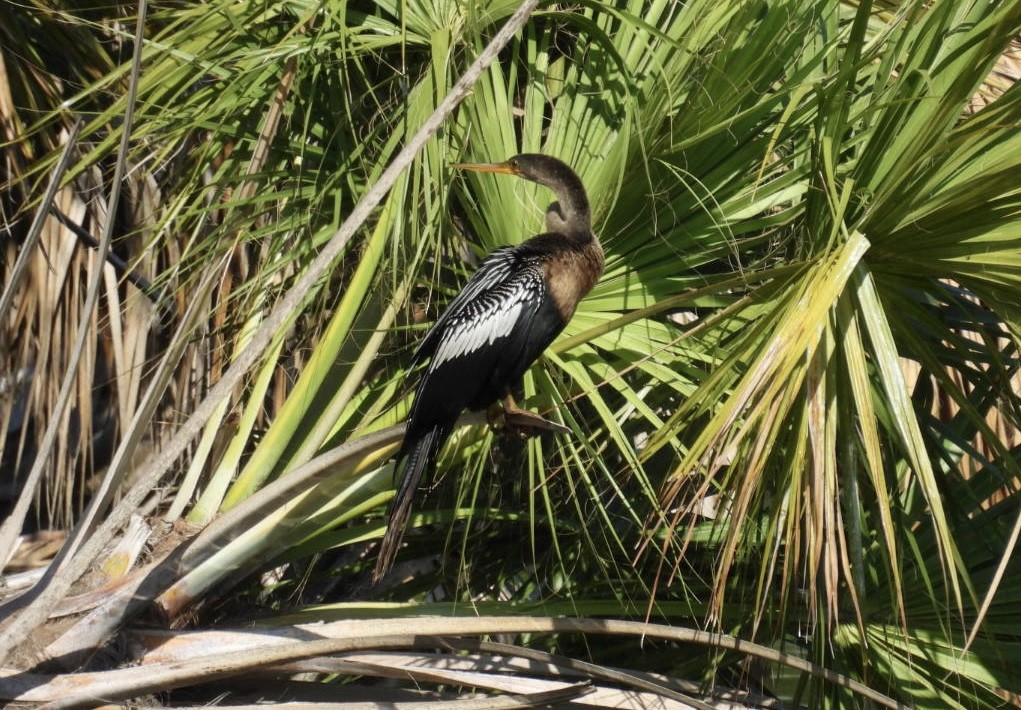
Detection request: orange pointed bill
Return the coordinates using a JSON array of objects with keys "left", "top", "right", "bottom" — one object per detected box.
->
[{"left": 453, "top": 160, "right": 518, "bottom": 174}]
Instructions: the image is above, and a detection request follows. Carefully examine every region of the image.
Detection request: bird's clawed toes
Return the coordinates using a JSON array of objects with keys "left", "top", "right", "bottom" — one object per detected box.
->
[{"left": 487, "top": 400, "right": 571, "bottom": 438}]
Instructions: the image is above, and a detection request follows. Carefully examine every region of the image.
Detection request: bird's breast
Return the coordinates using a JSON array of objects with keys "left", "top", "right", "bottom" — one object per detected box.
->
[{"left": 542, "top": 241, "right": 604, "bottom": 322}]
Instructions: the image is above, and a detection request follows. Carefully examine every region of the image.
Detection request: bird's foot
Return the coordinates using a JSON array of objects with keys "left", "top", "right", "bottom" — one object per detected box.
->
[{"left": 487, "top": 397, "right": 571, "bottom": 438}]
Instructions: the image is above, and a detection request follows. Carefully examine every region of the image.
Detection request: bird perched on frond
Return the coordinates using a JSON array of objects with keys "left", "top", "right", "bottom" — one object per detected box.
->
[{"left": 373, "top": 153, "right": 603, "bottom": 582}]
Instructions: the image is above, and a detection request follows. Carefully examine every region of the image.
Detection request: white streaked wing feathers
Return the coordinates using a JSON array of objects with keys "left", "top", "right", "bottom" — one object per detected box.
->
[
  {"left": 430, "top": 268, "right": 543, "bottom": 369},
  {"left": 411, "top": 247, "right": 518, "bottom": 366},
  {"left": 442, "top": 247, "right": 517, "bottom": 312}
]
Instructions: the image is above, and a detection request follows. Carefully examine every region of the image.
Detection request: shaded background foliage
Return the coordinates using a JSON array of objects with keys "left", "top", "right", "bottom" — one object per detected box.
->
[{"left": 2, "top": 0, "right": 1021, "bottom": 706}]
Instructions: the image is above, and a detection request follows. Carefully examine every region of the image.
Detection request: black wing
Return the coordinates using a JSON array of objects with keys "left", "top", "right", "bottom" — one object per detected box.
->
[
  {"left": 404, "top": 260, "right": 554, "bottom": 425},
  {"left": 410, "top": 246, "right": 518, "bottom": 368},
  {"left": 428, "top": 264, "right": 546, "bottom": 373}
]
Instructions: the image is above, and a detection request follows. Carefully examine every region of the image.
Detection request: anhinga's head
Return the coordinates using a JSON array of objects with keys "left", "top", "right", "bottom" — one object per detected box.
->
[{"left": 456, "top": 153, "right": 592, "bottom": 240}]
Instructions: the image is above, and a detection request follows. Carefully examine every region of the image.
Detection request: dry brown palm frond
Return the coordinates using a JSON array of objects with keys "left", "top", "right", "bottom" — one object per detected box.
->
[{"left": 971, "top": 39, "right": 1021, "bottom": 112}]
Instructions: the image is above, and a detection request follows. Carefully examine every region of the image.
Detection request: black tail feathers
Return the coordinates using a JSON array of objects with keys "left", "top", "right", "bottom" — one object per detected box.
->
[{"left": 372, "top": 424, "right": 448, "bottom": 583}]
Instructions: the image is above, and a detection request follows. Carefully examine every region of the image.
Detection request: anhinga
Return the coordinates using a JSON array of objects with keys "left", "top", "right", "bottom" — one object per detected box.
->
[{"left": 374, "top": 154, "right": 603, "bottom": 582}]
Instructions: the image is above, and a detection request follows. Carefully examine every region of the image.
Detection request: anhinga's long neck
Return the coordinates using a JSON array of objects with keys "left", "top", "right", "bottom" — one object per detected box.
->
[
  {"left": 455, "top": 154, "right": 597, "bottom": 244},
  {"left": 538, "top": 167, "right": 592, "bottom": 242}
]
